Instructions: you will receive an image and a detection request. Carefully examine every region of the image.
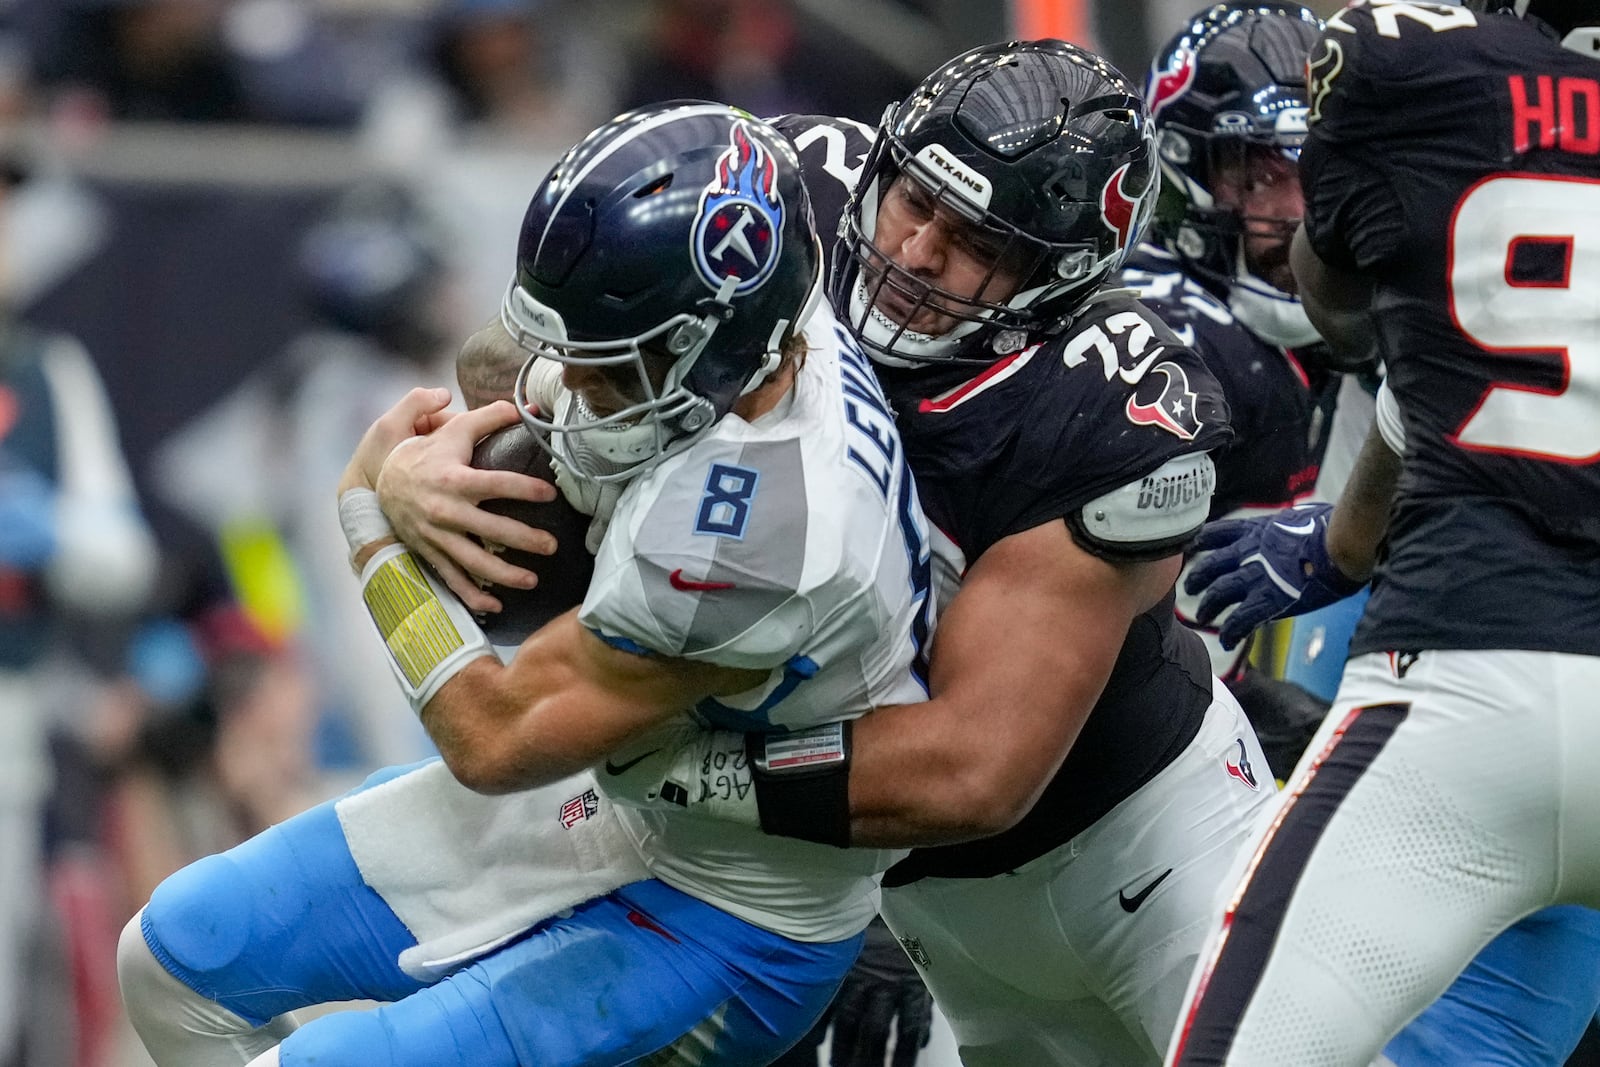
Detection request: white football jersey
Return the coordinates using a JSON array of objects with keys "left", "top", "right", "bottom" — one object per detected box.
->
[{"left": 578, "top": 301, "right": 934, "bottom": 941}]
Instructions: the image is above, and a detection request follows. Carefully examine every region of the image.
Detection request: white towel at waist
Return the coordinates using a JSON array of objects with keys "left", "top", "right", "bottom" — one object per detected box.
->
[{"left": 334, "top": 759, "right": 651, "bottom": 982}]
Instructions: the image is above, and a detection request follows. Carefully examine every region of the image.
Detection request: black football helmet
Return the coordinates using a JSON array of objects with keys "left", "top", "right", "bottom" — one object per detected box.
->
[
  {"left": 501, "top": 101, "right": 823, "bottom": 482},
  {"left": 1465, "top": 0, "right": 1600, "bottom": 51},
  {"left": 1146, "top": 3, "right": 1323, "bottom": 345},
  {"left": 832, "top": 39, "right": 1158, "bottom": 365},
  {"left": 297, "top": 182, "right": 453, "bottom": 361}
]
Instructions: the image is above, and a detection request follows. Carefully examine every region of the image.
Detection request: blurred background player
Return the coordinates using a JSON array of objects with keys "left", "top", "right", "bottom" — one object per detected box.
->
[
  {"left": 152, "top": 180, "right": 460, "bottom": 776},
  {"left": 1119, "top": 0, "right": 1349, "bottom": 779},
  {"left": 0, "top": 155, "right": 158, "bottom": 1065}
]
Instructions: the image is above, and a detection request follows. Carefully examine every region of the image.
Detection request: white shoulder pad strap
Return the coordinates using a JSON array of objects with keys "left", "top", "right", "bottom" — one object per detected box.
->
[
  {"left": 1374, "top": 376, "right": 1406, "bottom": 455},
  {"left": 1073, "top": 452, "right": 1216, "bottom": 559}
]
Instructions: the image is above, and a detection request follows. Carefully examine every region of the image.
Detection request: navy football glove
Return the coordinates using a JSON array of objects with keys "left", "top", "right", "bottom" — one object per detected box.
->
[
  {"left": 1185, "top": 503, "right": 1366, "bottom": 651},
  {"left": 828, "top": 918, "right": 933, "bottom": 1067}
]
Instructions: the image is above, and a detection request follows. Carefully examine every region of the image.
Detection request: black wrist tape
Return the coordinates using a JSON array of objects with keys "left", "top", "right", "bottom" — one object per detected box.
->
[{"left": 747, "top": 720, "right": 853, "bottom": 848}]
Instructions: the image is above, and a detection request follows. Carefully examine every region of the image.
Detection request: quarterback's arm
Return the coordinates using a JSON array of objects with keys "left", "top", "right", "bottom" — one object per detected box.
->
[
  {"left": 848, "top": 520, "right": 1179, "bottom": 845},
  {"left": 425, "top": 610, "right": 765, "bottom": 795}
]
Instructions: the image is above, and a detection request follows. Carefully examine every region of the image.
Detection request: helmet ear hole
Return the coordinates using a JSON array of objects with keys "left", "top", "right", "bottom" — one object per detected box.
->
[{"left": 1057, "top": 250, "right": 1097, "bottom": 281}]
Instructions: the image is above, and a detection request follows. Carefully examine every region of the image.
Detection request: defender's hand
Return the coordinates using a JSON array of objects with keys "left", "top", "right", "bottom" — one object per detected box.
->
[
  {"left": 829, "top": 918, "right": 934, "bottom": 1067},
  {"left": 1185, "top": 503, "right": 1365, "bottom": 650}
]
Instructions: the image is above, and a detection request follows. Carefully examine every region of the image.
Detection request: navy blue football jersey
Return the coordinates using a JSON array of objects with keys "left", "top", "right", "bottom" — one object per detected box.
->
[
  {"left": 1122, "top": 245, "right": 1339, "bottom": 518},
  {"left": 777, "top": 113, "right": 1233, "bottom": 879},
  {"left": 1302, "top": 1, "right": 1600, "bottom": 658}
]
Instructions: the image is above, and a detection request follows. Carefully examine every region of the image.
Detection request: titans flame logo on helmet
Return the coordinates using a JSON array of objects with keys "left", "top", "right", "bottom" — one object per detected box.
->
[{"left": 692, "top": 122, "right": 785, "bottom": 296}]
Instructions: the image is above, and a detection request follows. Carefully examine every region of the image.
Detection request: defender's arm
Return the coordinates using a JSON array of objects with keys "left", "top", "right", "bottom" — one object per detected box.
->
[{"left": 848, "top": 519, "right": 1178, "bottom": 846}]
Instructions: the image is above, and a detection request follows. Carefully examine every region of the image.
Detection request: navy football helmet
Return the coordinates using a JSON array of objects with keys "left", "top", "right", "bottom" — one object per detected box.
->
[
  {"left": 502, "top": 101, "right": 822, "bottom": 482},
  {"left": 1465, "top": 0, "right": 1600, "bottom": 51},
  {"left": 1147, "top": 3, "right": 1324, "bottom": 346},
  {"left": 297, "top": 182, "right": 453, "bottom": 361},
  {"left": 832, "top": 39, "right": 1158, "bottom": 365}
]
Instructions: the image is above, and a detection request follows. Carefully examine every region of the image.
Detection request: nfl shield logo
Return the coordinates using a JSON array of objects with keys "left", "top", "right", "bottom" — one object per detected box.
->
[
  {"left": 898, "top": 935, "right": 931, "bottom": 968},
  {"left": 558, "top": 788, "right": 600, "bottom": 829}
]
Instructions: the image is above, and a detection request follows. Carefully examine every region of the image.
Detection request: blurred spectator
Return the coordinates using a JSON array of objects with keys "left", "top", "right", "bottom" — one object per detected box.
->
[
  {"left": 32, "top": 0, "right": 257, "bottom": 124},
  {"left": 0, "top": 153, "right": 158, "bottom": 1063},
  {"left": 363, "top": 0, "right": 605, "bottom": 162},
  {"left": 427, "top": 0, "right": 589, "bottom": 137},
  {"left": 617, "top": 0, "right": 916, "bottom": 125},
  {"left": 40, "top": 564, "right": 319, "bottom": 1067},
  {"left": 153, "top": 180, "right": 461, "bottom": 773}
]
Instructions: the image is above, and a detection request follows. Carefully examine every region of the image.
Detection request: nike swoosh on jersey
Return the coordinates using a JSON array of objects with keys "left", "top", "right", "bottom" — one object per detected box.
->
[
  {"left": 668, "top": 569, "right": 735, "bottom": 592},
  {"left": 1273, "top": 519, "right": 1317, "bottom": 535},
  {"left": 1118, "top": 867, "right": 1174, "bottom": 913},
  {"left": 1118, "top": 345, "right": 1168, "bottom": 384},
  {"left": 603, "top": 749, "right": 660, "bottom": 776}
]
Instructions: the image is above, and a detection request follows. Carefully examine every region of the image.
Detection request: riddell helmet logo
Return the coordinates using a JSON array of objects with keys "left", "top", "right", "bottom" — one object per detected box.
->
[
  {"left": 914, "top": 144, "right": 993, "bottom": 210},
  {"left": 693, "top": 122, "right": 785, "bottom": 296},
  {"left": 1148, "top": 47, "right": 1196, "bottom": 116}
]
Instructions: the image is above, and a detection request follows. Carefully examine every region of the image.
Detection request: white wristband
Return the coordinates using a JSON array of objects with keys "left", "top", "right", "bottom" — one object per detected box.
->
[
  {"left": 359, "top": 542, "right": 493, "bottom": 716},
  {"left": 339, "top": 487, "right": 394, "bottom": 564}
]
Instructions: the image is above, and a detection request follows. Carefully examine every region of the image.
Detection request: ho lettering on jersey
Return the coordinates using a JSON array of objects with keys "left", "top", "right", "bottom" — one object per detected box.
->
[{"left": 1509, "top": 74, "right": 1600, "bottom": 156}]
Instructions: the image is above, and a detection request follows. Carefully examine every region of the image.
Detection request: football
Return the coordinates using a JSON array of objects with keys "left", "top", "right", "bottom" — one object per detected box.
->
[{"left": 469, "top": 424, "right": 595, "bottom": 645}]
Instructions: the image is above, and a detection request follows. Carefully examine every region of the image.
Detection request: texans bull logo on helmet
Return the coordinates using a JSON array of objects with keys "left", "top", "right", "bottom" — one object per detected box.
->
[
  {"left": 1100, "top": 162, "right": 1145, "bottom": 247},
  {"left": 693, "top": 122, "right": 785, "bottom": 295},
  {"left": 1147, "top": 47, "right": 1197, "bottom": 117},
  {"left": 1126, "top": 361, "right": 1205, "bottom": 440}
]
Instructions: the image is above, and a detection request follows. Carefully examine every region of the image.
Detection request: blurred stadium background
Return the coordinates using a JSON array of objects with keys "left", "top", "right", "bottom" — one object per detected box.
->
[{"left": 0, "top": 2, "right": 1531, "bottom": 1066}]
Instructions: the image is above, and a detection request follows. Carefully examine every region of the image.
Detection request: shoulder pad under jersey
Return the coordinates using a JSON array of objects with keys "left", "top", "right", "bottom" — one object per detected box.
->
[{"left": 772, "top": 114, "right": 876, "bottom": 248}]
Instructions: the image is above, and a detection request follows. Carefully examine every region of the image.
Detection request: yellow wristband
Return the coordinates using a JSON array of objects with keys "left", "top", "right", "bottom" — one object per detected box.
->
[{"left": 360, "top": 543, "right": 492, "bottom": 714}]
